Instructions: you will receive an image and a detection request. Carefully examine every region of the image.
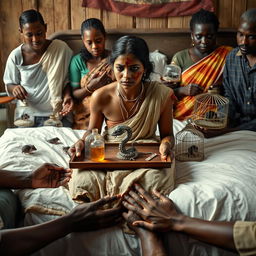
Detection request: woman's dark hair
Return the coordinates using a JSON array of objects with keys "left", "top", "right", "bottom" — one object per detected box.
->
[
  {"left": 190, "top": 9, "right": 219, "bottom": 32},
  {"left": 80, "top": 18, "right": 106, "bottom": 62},
  {"left": 19, "top": 9, "right": 45, "bottom": 29},
  {"left": 109, "top": 35, "right": 153, "bottom": 81}
]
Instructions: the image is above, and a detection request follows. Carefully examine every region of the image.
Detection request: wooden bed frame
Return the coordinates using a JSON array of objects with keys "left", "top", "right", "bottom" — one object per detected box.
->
[{"left": 49, "top": 28, "right": 237, "bottom": 61}]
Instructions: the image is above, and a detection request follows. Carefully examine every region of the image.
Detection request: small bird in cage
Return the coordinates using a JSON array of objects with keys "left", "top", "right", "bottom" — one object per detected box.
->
[
  {"left": 187, "top": 145, "right": 199, "bottom": 157},
  {"left": 192, "top": 88, "right": 229, "bottom": 130},
  {"left": 175, "top": 124, "right": 204, "bottom": 162}
]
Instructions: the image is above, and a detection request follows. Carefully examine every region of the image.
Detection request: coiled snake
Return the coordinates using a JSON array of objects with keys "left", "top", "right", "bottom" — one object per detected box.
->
[{"left": 111, "top": 125, "right": 138, "bottom": 160}]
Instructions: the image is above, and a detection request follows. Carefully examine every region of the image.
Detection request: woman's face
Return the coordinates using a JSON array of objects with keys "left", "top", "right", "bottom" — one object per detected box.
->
[
  {"left": 82, "top": 28, "right": 105, "bottom": 57},
  {"left": 20, "top": 21, "right": 47, "bottom": 51},
  {"left": 191, "top": 23, "right": 217, "bottom": 54},
  {"left": 113, "top": 53, "right": 145, "bottom": 88}
]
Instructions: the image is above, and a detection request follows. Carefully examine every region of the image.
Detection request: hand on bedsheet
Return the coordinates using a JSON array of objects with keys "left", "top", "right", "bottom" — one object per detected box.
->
[
  {"left": 122, "top": 184, "right": 181, "bottom": 232},
  {"left": 31, "top": 163, "right": 72, "bottom": 188},
  {"left": 67, "top": 195, "right": 123, "bottom": 232}
]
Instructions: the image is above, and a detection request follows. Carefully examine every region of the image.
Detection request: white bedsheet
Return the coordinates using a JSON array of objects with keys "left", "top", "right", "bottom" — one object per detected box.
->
[{"left": 0, "top": 121, "right": 255, "bottom": 256}]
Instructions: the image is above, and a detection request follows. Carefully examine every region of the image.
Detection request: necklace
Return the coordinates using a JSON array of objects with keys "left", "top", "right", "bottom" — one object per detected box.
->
[{"left": 117, "top": 83, "right": 144, "bottom": 121}]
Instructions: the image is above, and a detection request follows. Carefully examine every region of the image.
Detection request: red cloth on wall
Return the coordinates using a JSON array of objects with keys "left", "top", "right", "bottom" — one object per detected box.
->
[{"left": 82, "top": 0, "right": 214, "bottom": 18}]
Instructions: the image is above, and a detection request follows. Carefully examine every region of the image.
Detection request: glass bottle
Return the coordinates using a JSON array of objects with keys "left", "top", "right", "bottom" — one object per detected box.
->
[
  {"left": 84, "top": 130, "right": 94, "bottom": 160},
  {"left": 90, "top": 128, "right": 105, "bottom": 161},
  {"left": 14, "top": 100, "right": 34, "bottom": 127}
]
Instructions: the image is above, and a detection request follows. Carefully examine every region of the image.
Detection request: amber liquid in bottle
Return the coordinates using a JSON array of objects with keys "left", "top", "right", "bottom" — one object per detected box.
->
[{"left": 90, "top": 146, "right": 105, "bottom": 161}]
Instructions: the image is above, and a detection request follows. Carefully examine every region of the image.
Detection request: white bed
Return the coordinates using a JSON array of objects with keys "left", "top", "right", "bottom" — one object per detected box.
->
[{"left": 0, "top": 120, "right": 256, "bottom": 256}]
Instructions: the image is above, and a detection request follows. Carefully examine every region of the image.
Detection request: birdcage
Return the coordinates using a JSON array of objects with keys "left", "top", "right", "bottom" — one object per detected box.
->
[
  {"left": 175, "top": 124, "right": 204, "bottom": 161},
  {"left": 192, "top": 88, "right": 229, "bottom": 129}
]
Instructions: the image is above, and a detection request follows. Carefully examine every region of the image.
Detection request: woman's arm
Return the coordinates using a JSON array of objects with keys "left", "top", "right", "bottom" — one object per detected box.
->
[
  {"left": 158, "top": 92, "right": 175, "bottom": 160},
  {"left": 68, "top": 89, "right": 105, "bottom": 157},
  {"left": 87, "top": 89, "right": 105, "bottom": 133}
]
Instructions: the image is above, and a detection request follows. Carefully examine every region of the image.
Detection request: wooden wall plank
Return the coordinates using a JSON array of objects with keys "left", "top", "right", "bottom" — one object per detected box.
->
[
  {"left": 54, "top": 0, "right": 70, "bottom": 30},
  {"left": 149, "top": 18, "right": 167, "bottom": 29},
  {"left": 0, "top": 0, "right": 23, "bottom": 91},
  {"left": 22, "top": 0, "right": 38, "bottom": 10},
  {"left": 103, "top": 11, "right": 133, "bottom": 29},
  {"left": 102, "top": 11, "right": 118, "bottom": 29},
  {"left": 167, "top": 17, "right": 183, "bottom": 28},
  {"left": 135, "top": 17, "right": 150, "bottom": 28},
  {"left": 38, "top": 0, "right": 55, "bottom": 37},
  {"left": 232, "top": 0, "right": 247, "bottom": 28},
  {"left": 116, "top": 15, "right": 134, "bottom": 28},
  {"left": 182, "top": 16, "right": 191, "bottom": 29},
  {"left": 85, "top": 8, "right": 102, "bottom": 20},
  {"left": 70, "top": 0, "right": 85, "bottom": 29},
  {"left": 218, "top": 0, "right": 233, "bottom": 27},
  {"left": 247, "top": 0, "right": 256, "bottom": 9}
]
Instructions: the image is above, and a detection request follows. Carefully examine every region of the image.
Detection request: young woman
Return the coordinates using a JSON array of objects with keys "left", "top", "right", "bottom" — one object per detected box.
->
[
  {"left": 69, "top": 18, "right": 113, "bottom": 129},
  {"left": 4, "top": 9, "right": 73, "bottom": 127},
  {"left": 69, "top": 35, "right": 175, "bottom": 207},
  {"left": 169, "top": 9, "right": 232, "bottom": 120}
]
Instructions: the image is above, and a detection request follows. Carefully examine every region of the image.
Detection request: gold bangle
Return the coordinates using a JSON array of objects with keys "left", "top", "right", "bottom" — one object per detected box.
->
[{"left": 85, "top": 85, "right": 94, "bottom": 94}]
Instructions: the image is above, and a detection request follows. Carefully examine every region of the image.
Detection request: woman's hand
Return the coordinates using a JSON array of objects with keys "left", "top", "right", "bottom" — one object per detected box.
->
[
  {"left": 159, "top": 140, "right": 173, "bottom": 161},
  {"left": 60, "top": 96, "right": 74, "bottom": 116},
  {"left": 122, "top": 184, "right": 182, "bottom": 232},
  {"left": 68, "top": 139, "right": 85, "bottom": 157},
  {"left": 87, "top": 70, "right": 112, "bottom": 92},
  {"left": 12, "top": 85, "right": 28, "bottom": 100}
]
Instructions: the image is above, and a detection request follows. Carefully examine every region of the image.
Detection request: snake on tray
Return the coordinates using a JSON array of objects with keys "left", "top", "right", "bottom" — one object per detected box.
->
[{"left": 111, "top": 125, "right": 138, "bottom": 160}]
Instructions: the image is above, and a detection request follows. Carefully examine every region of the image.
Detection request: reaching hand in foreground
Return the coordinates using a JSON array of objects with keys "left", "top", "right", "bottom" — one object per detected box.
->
[
  {"left": 31, "top": 163, "right": 72, "bottom": 188},
  {"left": 0, "top": 195, "right": 122, "bottom": 256},
  {"left": 68, "top": 195, "right": 123, "bottom": 232},
  {"left": 122, "top": 184, "right": 181, "bottom": 232}
]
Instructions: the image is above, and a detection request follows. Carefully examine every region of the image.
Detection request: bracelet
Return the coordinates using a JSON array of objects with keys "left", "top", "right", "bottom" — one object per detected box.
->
[{"left": 85, "top": 85, "right": 94, "bottom": 94}]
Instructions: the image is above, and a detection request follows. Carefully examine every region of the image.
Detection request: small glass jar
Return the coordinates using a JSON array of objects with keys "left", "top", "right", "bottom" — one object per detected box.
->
[
  {"left": 162, "top": 63, "right": 181, "bottom": 83},
  {"left": 89, "top": 128, "right": 105, "bottom": 161},
  {"left": 14, "top": 100, "right": 34, "bottom": 127}
]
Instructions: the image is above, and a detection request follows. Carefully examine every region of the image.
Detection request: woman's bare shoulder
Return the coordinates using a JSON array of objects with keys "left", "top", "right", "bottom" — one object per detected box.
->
[{"left": 91, "top": 82, "right": 117, "bottom": 102}]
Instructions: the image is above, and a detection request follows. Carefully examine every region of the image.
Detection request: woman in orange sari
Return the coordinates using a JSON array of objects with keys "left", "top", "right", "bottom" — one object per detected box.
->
[
  {"left": 170, "top": 9, "right": 232, "bottom": 120},
  {"left": 69, "top": 18, "right": 113, "bottom": 129}
]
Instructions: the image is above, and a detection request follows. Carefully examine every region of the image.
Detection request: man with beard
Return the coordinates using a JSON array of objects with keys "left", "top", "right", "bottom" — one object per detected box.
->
[{"left": 198, "top": 8, "right": 256, "bottom": 137}]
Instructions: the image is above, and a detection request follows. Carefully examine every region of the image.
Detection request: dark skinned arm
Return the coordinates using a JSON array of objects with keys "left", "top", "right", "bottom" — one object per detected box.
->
[
  {"left": 0, "top": 164, "right": 72, "bottom": 189},
  {"left": 123, "top": 184, "right": 237, "bottom": 252},
  {"left": 0, "top": 196, "right": 122, "bottom": 256}
]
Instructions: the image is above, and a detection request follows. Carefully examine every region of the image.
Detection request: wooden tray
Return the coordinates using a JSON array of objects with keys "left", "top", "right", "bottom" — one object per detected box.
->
[{"left": 69, "top": 142, "right": 172, "bottom": 169}]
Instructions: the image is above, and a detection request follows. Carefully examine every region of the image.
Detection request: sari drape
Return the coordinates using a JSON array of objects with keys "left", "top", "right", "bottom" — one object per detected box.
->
[{"left": 174, "top": 46, "right": 232, "bottom": 120}]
